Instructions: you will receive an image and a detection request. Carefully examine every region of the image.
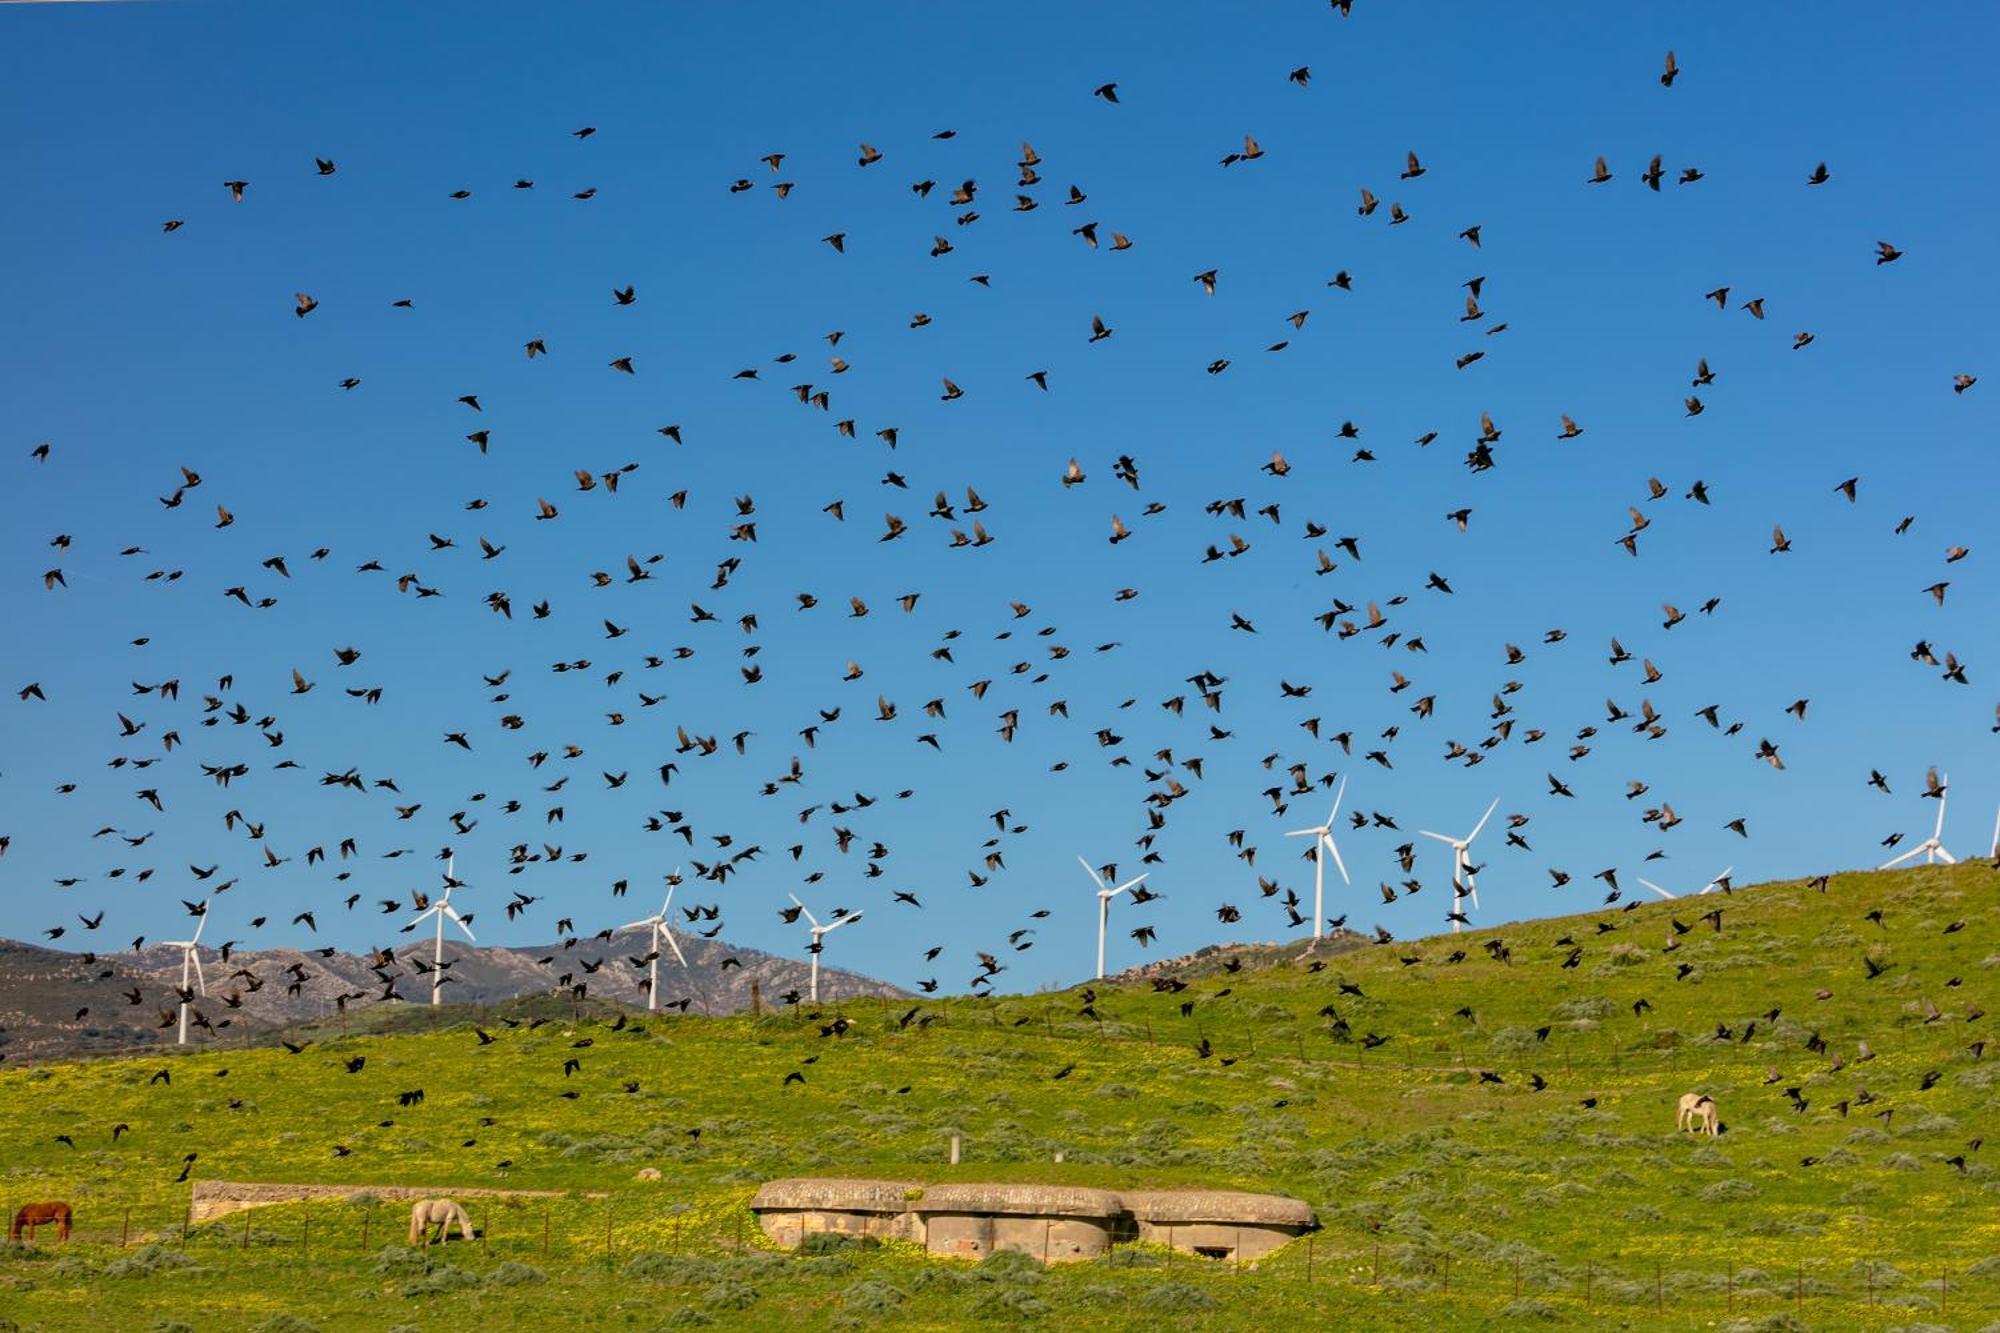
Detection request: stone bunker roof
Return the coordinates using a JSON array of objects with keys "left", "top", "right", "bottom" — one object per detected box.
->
[
  {"left": 911, "top": 1183, "right": 1124, "bottom": 1218},
  {"left": 748, "top": 1178, "right": 1315, "bottom": 1227},
  {"left": 1120, "top": 1189, "right": 1316, "bottom": 1226},
  {"left": 749, "top": 1178, "right": 923, "bottom": 1213}
]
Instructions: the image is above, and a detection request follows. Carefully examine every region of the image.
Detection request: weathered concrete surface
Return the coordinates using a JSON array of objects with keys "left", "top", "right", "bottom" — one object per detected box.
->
[{"left": 187, "top": 1179, "right": 592, "bottom": 1223}]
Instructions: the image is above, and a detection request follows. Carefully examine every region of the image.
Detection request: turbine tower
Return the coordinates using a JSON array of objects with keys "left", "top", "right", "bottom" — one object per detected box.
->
[
  {"left": 1635, "top": 865, "right": 1734, "bottom": 900},
  {"left": 1419, "top": 797, "right": 1499, "bottom": 933},
  {"left": 1079, "top": 857, "right": 1148, "bottom": 980},
  {"left": 406, "top": 854, "right": 475, "bottom": 1006},
  {"left": 790, "top": 893, "right": 861, "bottom": 1003},
  {"left": 1880, "top": 778, "right": 1956, "bottom": 869},
  {"left": 158, "top": 902, "right": 209, "bottom": 1046},
  {"left": 1284, "top": 775, "right": 1350, "bottom": 940},
  {"left": 619, "top": 868, "right": 689, "bottom": 1011}
]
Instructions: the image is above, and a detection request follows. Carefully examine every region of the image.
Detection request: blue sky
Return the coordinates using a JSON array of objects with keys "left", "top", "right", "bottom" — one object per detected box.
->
[{"left": 0, "top": 0, "right": 1994, "bottom": 992}]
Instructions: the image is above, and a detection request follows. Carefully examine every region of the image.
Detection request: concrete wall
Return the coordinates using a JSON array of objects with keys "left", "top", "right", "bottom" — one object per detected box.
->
[
  {"left": 1133, "top": 1219, "right": 1302, "bottom": 1261},
  {"left": 920, "top": 1212, "right": 1111, "bottom": 1264},
  {"left": 753, "top": 1207, "right": 909, "bottom": 1249}
]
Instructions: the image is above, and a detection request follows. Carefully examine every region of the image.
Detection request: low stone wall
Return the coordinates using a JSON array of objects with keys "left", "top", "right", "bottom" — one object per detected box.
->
[{"left": 187, "top": 1179, "right": 585, "bottom": 1223}]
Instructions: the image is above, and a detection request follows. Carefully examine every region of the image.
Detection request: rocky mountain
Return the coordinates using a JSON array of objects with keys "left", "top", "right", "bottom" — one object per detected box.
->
[{"left": 0, "top": 928, "right": 902, "bottom": 1062}]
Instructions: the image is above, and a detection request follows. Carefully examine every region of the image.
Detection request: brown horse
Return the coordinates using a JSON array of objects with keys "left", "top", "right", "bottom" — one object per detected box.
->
[{"left": 10, "top": 1202, "right": 72, "bottom": 1242}]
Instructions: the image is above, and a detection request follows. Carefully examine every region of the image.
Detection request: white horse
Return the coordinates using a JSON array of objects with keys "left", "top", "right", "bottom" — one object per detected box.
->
[
  {"left": 1675, "top": 1092, "right": 1719, "bottom": 1136},
  {"left": 408, "top": 1198, "right": 475, "bottom": 1246}
]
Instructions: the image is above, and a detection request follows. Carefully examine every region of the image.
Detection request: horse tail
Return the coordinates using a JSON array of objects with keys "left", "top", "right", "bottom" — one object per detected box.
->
[{"left": 409, "top": 1202, "right": 424, "bottom": 1246}]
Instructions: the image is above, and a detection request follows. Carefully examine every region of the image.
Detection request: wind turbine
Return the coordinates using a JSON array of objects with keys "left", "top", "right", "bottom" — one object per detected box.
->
[
  {"left": 1284, "top": 776, "right": 1350, "bottom": 941},
  {"left": 620, "top": 868, "right": 689, "bottom": 1011},
  {"left": 1635, "top": 865, "right": 1734, "bottom": 900},
  {"left": 1989, "top": 799, "right": 1999, "bottom": 860},
  {"left": 1079, "top": 857, "right": 1149, "bottom": 980},
  {"left": 790, "top": 893, "right": 862, "bottom": 1003},
  {"left": 1880, "top": 778, "right": 1956, "bottom": 869},
  {"left": 407, "top": 854, "right": 475, "bottom": 1006},
  {"left": 158, "top": 902, "right": 209, "bottom": 1045},
  {"left": 1419, "top": 797, "right": 1499, "bottom": 933}
]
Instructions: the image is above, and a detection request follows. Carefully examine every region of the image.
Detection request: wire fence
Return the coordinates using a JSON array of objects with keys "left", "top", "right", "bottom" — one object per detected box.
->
[{"left": 6, "top": 1195, "right": 1993, "bottom": 1321}]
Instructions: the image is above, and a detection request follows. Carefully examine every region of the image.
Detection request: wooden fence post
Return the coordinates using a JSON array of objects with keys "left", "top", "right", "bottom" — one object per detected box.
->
[
  {"left": 121, "top": 1207, "right": 131, "bottom": 1249},
  {"left": 301, "top": 1213, "right": 309, "bottom": 1257},
  {"left": 604, "top": 1199, "right": 613, "bottom": 1264},
  {"left": 1373, "top": 1241, "right": 1381, "bottom": 1285},
  {"left": 1726, "top": 1265, "right": 1734, "bottom": 1315},
  {"left": 241, "top": 1214, "right": 251, "bottom": 1250},
  {"left": 542, "top": 1207, "right": 550, "bottom": 1257},
  {"left": 1305, "top": 1234, "right": 1313, "bottom": 1284},
  {"left": 1585, "top": 1260, "right": 1593, "bottom": 1310},
  {"left": 361, "top": 1209, "right": 370, "bottom": 1250},
  {"left": 1940, "top": 1267, "right": 1948, "bottom": 1317},
  {"left": 1655, "top": 1259, "right": 1662, "bottom": 1313}
]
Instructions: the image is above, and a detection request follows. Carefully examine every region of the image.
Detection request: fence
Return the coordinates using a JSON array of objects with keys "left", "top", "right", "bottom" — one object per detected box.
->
[{"left": 5, "top": 1196, "right": 1992, "bottom": 1322}]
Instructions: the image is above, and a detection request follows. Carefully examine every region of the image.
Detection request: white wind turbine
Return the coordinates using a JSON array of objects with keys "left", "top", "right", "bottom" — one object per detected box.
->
[
  {"left": 1635, "top": 865, "right": 1735, "bottom": 900},
  {"left": 1880, "top": 778, "right": 1956, "bottom": 869},
  {"left": 620, "top": 868, "right": 690, "bottom": 1011},
  {"left": 1284, "top": 775, "right": 1351, "bottom": 941},
  {"left": 407, "top": 854, "right": 475, "bottom": 1006},
  {"left": 158, "top": 902, "right": 209, "bottom": 1046},
  {"left": 790, "top": 893, "right": 862, "bottom": 1003},
  {"left": 1419, "top": 797, "right": 1499, "bottom": 933},
  {"left": 1079, "top": 856, "right": 1149, "bottom": 980}
]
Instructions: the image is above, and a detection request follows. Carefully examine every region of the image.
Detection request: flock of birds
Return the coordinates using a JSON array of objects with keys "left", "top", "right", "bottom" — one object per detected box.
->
[{"left": 4, "top": 23, "right": 1995, "bottom": 1062}]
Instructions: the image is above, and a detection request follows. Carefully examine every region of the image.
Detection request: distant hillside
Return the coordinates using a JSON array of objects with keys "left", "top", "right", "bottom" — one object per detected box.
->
[{"left": 0, "top": 928, "right": 902, "bottom": 1061}]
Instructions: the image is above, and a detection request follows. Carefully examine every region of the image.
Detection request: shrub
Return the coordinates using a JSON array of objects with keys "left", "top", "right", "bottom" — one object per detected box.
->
[
  {"left": 399, "top": 1264, "right": 483, "bottom": 1297},
  {"left": 102, "top": 1244, "right": 198, "bottom": 1279},
  {"left": 1500, "top": 1298, "right": 1560, "bottom": 1320},
  {"left": 842, "top": 1278, "right": 907, "bottom": 1314},
  {"left": 801, "top": 1230, "right": 875, "bottom": 1255},
  {"left": 371, "top": 1245, "right": 430, "bottom": 1274},
  {"left": 969, "top": 1285, "right": 1050, "bottom": 1319},
  {"left": 701, "top": 1280, "right": 759, "bottom": 1310},
  {"left": 657, "top": 1309, "right": 713, "bottom": 1328},
  {"left": 1139, "top": 1282, "right": 1217, "bottom": 1313},
  {"left": 622, "top": 1252, "right": 721, "bottom": 1284},
  {"left": 1699, "top": 1179, "right": 1757, "bottom": 1202},
  {"left": 488, "top": 1261, "right": 546, "bottom": 1286},
  {"left": 249, "top": 1319, "right": 323, "bottom": 1333},
  {"left": 149, "top": 1323, "right": 196, "bottom": 1333}
]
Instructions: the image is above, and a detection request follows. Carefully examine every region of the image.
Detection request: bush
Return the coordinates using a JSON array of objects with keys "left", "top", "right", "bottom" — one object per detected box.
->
[
  {"left": 842, "top": 1278, "right": 907, "bottom": 1314},
  {"left": 1699, "top": 1179, "right": 1757, "bottom": 1202},
  {"left": 149, "top": 1323, "right": 196, "bottom": 1333},
  {"left": 488, "top": 1260, "right": 546, "bottom": 1286},
  {"left": 371, "top": 1245, "right": 429, "bottom": 1275},
  {"left": 1500, "top": 1299, "right": 1560, "bottom": 1320},
  {"left": 701, "top": 1279, "right": 759, "bottom": 1310},
  {"left": 1139, "top": 1282, "right": 1217, "bottom": 1313},
  {"left": 399, "top": 1263, "right": 483, "bottom": 1297},
  {"left": 975, "top": 1248, "right": 1044, "bottom": 1279},
  {"left": 102, "top": 1244, "right": 199, "bottom": 1279},
  {"left": 800, "top": 1230, "right": 876, "bottom": 1255},
  {"left": 250, "top": 1319, "right": 323, "bottom": 1333},
  {"left": 968, "top": 1285, "right": 1050, "bottom": 1319},
  {"left": 622, "top": 1252, "right": 721, "bottom": 1284},
  {"left": 657, "top": 1309, "right": 713, "bottom": 1328}
]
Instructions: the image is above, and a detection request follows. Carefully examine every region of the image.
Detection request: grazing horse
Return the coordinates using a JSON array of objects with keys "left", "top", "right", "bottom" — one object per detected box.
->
[
  {"left": 408, "top": 1198, "right": 474, "bottom": 1246},
  {"left": 10, "top": 1202, "right": 72, "bottom": 1242},
  {"left": 1676, "top": 1092, "right": 1720, "bottom": 1136}
]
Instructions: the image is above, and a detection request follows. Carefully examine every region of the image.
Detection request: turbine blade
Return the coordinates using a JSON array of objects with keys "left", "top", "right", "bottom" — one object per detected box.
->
[
  {"left": 1417, "top": 830, "right": 1455, "bottom": 845},
  {"left": 1077, "top": 855, "right": 1110, "bottom": 892},
  {"left": 1467, "top": 797, "right": 1500, "bottom": 844},
  {"left": 662, "top": 927, "right": 689, "bottom": 969},
  {"left": 1636, "top": 878, "right": 1676, "bottom": 900},
  {"left": 1327, "top": 773, "right": 1347, "bottom": 827},
  {"left": 1322, "top": 831, "right": 1350, "bottom": 885}
]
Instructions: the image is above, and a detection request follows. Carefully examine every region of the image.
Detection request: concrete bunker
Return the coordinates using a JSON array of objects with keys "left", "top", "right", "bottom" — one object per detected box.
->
[
  {"left": 1120, "top": 1188, "right": 1319, "bottom": 1261},
  {"left": 747, "top": 1177, "right": 923, "bottom": 1249},
  {"left": 912, "top": 1183, "right": 1123, "bottom": 1263},
  {"left": 749, "top": 1178, "right": 1315, "bottom": 1265}
]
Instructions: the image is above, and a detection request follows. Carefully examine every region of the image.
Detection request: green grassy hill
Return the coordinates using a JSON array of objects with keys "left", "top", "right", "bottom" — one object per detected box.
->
[{"left": 2, "top": 864, "right": 1996, "bottom": 1331}]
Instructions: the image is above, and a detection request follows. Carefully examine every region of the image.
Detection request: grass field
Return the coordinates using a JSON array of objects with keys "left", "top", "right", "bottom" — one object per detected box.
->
[{"left": 2, "top": 863, "right": 1996, "bottom": 1330}]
